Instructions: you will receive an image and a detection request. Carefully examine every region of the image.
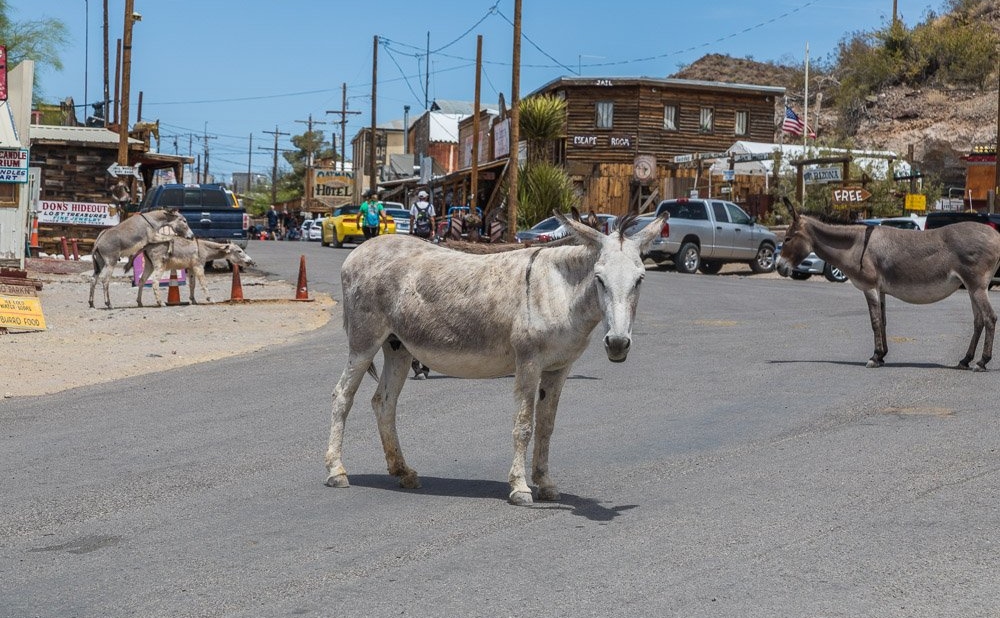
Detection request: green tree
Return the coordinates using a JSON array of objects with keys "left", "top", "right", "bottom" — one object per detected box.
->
[
  {"left": 519, "top": 94, "right": 566, "bottom": 163},
  {"left": 281, "top": 129, "right": 334, "bottom": 200},
  {"left": 0, "top": 1, "right": 70, "bottom": 98},
  {"left": 516, "top": 162, "right": 575, "bottom": 228}
]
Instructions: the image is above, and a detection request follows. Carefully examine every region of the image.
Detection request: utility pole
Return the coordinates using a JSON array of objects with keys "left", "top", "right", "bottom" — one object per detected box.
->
[
  {"left": 507, "top": 0, "right": 522, "bottom": 242},
  {"left": 246, "top": 133, "right": 253, "bottom": 195},
  {"left": 117, "top": 0, "right": 138, "bottom": 166},
  {"left": 295, "top": 113, "right": 328, "bottom": 211},
  {"left": 262, "top": 125, "right": 289, "bottom": 206},
  {"left": 326, "top": 83, "right": 360, "bottom": 174},
  {"left": 471, "top": 34, "right": 482, "bottom": 211},
  {"left": 370, "top": 35, "right": 378, "bottom": 196},
  {"left": 102, "top": 0, "right": 109, "bottom": 127},
  {"left": 202, "top": 123, "right": 217, "bottom": 184}
]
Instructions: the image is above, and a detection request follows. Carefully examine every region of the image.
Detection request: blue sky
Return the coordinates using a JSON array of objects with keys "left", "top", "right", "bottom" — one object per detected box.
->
[{"left": 18, "top": 1, "right": 931, "bottom": 182}]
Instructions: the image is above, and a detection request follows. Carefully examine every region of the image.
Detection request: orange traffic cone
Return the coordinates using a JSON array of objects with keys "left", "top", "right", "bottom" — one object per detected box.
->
[
  {"left": 28, "top": 219, "right": 40, "bottom": 252},
  {"left": 229, "top": 264, "right": 245, "bottom": 302},
  {"left": 294, "top": 255, "right": 310, "bottom": 301},
  {"left": 166, "top": 270, "right": 182, "bottom": 306}
]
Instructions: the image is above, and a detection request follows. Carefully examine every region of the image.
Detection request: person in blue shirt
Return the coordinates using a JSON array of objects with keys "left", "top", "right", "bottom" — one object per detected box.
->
[{"left": 356, "top": 190, "right": 387, "bottom": 239}]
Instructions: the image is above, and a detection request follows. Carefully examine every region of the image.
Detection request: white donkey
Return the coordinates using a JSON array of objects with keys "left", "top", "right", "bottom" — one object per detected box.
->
[
  {"left": 137, "top": 238, "right": 255, "bottom": 306},
  {"left": 325, "top": 211, "right": 666, "bottom": 505},
  {"left": 89, "top": 209, "right": 194, "bottom": 309}
]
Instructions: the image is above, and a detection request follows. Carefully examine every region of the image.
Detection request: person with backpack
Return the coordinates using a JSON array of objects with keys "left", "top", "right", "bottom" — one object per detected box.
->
[
  {"left": 409, "top": 190, "right": 436, "bottom": 239},
  {"left": 356, "top": 190, "right": 388, "bottom": 239}
]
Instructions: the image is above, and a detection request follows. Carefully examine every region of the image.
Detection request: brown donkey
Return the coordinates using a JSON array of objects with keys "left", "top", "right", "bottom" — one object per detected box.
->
[{"left": 776, "top": 197, "right": 1000, "bottom": 370}]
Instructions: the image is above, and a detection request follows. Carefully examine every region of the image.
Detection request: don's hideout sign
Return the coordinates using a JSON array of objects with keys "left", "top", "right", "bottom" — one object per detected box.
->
[{"left": 0, "top": 283, "right": 46, "bottom": 331}]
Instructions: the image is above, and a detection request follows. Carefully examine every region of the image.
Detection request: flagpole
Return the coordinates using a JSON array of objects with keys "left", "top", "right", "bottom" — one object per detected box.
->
[{"left": 803, "top": 42, "right": 809, "bottom": 148}]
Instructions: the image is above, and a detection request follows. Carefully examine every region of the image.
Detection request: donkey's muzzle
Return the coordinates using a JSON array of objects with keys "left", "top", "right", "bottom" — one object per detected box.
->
[
  {"left": 775, "top": 258, "right": 792, "bottom": 278},
  {"left": 604, "top": 335, "right": 631, "bottom": 363}
]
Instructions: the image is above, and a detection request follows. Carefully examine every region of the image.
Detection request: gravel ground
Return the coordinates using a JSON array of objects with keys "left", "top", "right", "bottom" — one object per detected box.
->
[{"left": 1, "top": 258, "right": 333, "bottom": 399}]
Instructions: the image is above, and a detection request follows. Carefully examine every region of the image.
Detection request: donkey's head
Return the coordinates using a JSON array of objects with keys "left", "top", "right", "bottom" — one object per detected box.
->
[
  {"left": 164, "top": 209, "right": 195, "bottom": 239},
  {"left": 558, "top": 209, "right": 666, "bottom": 362},
  {"left": 225, "top": 243, "right": 255, "bottom": 267},
  {"left": 775, "top": 197, "right": 812, "bottom": 277}
]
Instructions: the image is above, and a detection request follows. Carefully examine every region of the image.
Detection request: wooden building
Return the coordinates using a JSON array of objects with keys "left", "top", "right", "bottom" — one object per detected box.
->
[
  {"left": 528, "top": 76, "right": 785, "bottom": 215},
  {"left": 29, "top": 124, "right": 191, "bottom": 254}
]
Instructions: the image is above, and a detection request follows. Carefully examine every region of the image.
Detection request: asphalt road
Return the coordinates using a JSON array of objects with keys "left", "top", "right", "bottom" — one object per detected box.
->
[{"left": 3, "top": 237, "right": 999, "bottom": 617}]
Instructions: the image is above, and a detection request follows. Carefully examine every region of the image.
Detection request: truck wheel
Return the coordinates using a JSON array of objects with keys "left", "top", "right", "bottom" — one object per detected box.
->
[
  {"left": 750, "top": 243, "right": 776, "bottom": 274},
  {"left": 824, "top": 263, "right": 848, "bottom": 282},
  {"left": 698, "top": 260, "right": 723, "bottom": 275},
  {"left": 675, "top": 243, "right": 700, "bottom": 274},
  {"left": 321, "top": 232, "right": 330, "bottom": 247}
]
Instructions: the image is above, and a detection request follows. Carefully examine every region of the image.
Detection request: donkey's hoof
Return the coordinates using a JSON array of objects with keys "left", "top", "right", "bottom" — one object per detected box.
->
[
  {"left": 537, "top": 486, "right": 561, "bottom": 501},
  {"left": 399, "top": 471, "right": 421, "bottom": 489},
  {"left": 325, "top": 474, "right": 350, "bottom": 488},
  {"left": 509, "top": 490, "right": 534, "bottom": 506},
  {"left": 865, "top": 359, "right": 884, "bottom": 368},
  {"left": 973, "top": 363, "right": 989, "bottom": 373}
]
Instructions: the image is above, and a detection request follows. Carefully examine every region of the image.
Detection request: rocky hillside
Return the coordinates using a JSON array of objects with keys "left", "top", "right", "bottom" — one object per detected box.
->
[{"left": 672, "top": 53, "right": 996, "bottom": 188}]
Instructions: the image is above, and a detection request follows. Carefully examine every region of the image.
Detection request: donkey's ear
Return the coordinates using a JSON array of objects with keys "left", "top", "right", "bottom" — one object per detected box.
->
[
  {"left": 630, "top": 214, "right": 667, "bottom": 255},
  {"left": 555, "top": 209, "right": 602, "bottom": 246},
  {"left": 570, "top": 206, "right": 583, "bottom": 222},
  {"left": 781, "top": 196, "right": 800, "bottom": 221}
]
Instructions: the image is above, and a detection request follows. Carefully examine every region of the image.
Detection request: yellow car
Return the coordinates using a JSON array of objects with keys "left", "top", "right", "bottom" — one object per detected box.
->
[{"left": 321, "top": 204, "right": 396, "bottom": 248}]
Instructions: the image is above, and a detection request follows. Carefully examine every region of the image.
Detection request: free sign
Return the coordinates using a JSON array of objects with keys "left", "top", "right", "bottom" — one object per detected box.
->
[{"left": 832, "top": 187, "right": 871, "bottom": 203}]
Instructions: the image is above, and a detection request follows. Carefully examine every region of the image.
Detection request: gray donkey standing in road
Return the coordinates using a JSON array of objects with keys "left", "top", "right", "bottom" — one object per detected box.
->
[
  {"left": 89, "top": 208, "right": 194, "bottom": 309},
  {"left": 325, "top": 210, "right": 666, "bottom": 505}
]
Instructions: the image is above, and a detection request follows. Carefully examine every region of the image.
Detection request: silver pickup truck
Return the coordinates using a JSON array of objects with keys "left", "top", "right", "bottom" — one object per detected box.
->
[{"left": 642, "top": 198, "right": 778, "bottom": 274}]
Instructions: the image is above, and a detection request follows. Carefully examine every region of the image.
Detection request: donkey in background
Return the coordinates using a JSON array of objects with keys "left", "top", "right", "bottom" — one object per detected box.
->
[
  {"left": 325, "top": 210, "right": 666, "bottom": 505},
  {"left": 136, "top": 238, "right": 255, "bottom": 306},
  {"left": 776, "top": 197, "right": 1000, "bottom": 370},
  {"left": 89, "top": 209, "right": 194, "bottom": 309}
]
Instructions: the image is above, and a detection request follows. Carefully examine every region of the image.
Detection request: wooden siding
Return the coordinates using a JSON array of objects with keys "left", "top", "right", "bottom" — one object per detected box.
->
[{"left": 531, "top": 78, "right": 783, "bottom": 216}]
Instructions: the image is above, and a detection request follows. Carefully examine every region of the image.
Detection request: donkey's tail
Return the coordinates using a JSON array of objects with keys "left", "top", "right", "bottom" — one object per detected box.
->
[{"left": 92, "top": 251, "right": 105, "bottom": 277}]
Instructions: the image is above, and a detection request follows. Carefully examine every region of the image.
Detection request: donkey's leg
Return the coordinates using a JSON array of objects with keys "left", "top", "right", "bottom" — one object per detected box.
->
[
  {"left": 136, "top": 256, "right": 154, "bottom": 307},
  {"left": 148, "top": 265, "right": 167, "bottom": 307},
  {"left": 325, "top": 344, "right": 382, "bottom": 488},
  {"left": 863, "top": 289, "right": 887, "bottom": 367},
  {"left": 88, "top": 253, "right": 103, "bottom": 308},
  {"left": 531, "top": 366, "right": 571, "bottom": 501},
  {"left": 373, "top": 340, "right": 419, "bottom": 488},
  {"left": 964, "top": 286, "right": 996, "bottom": 371},
  {"left": 100, "top": 262, "right": 116, "bottom": 309},
  {"left": 191, "top": 266, "right": 209, "bottom": 304},
  {"left": 509, "top": 360, "right": 542, "bottom": 506}
]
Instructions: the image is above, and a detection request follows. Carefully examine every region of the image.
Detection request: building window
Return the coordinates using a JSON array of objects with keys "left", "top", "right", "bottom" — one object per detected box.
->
[
  {"left": 663, "top": 105, "right": 678, "bottom": 131},
  {"left": 0, "top": 183, "right": 16, "bottom": 207},
  {"left": 699, "top": 107, "right": 714, "bottom": 133},
  {"left": 735, "top": 110, "right": 749, "bottom": 136},
  {"left": 596, "top": 101, "right": 614, "bottom": 129}
]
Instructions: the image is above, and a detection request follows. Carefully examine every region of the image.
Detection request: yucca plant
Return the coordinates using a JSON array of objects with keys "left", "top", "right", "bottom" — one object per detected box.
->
[
  {"left": 519, "top": 95, "right": 567, "bottom": 163},
  {"left": 517, "top": 162, "right": 576, "bottom": 228}
]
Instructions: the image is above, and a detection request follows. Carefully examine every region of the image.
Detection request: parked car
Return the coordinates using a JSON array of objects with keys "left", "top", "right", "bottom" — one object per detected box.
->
[
  {"left": 860, "top": 215, "right": 926, "bottom": 230},
  {"left": 778, "top": 248, "right": 849, "bottom": 282},
  {"left": 139, "top": 183, "right": 249, "bottom": 249},
  {"left": 299, "top": 219, "right": 322, "bottom": 241},
  {"left": 384, "top": 207, "right": 412, "bottom": 235},
  {"left": 642, "top": 198, "right": 778, "bottom": 274},
  {"left": 321, "top": 205, "right": 396, "bottom": 248},
  {"left": 515, "top": 213, "right": 617, "bottom": 243}
]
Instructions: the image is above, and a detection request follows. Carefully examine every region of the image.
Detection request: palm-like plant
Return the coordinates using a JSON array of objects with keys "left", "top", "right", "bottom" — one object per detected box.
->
[
  {"left": 519, "top": 95, "right": 567, "bottom": 163},
  {"left": 517, "top": 162, "right": 575, "bottom": 228}
]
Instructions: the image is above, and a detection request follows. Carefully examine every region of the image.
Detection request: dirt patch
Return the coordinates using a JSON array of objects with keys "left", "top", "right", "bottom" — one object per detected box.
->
[{"left": 0, "top": 259, "right": 333, "bottom": 399}]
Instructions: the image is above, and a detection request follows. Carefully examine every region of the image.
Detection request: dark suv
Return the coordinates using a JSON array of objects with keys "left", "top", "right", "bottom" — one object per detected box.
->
[{"left": 140, "top": 183, "right": 249, "bottom": 248}]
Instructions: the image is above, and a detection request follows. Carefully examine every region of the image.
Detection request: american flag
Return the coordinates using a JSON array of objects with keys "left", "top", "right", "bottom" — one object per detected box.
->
[{"left": 782, "top": 105, "right": 815, "bottom": 137}]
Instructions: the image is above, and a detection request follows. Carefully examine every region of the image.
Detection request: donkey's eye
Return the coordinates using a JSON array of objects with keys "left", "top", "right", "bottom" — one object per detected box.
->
[{"left": 595, "top": 276, "right": 606, "bottom": 289}]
